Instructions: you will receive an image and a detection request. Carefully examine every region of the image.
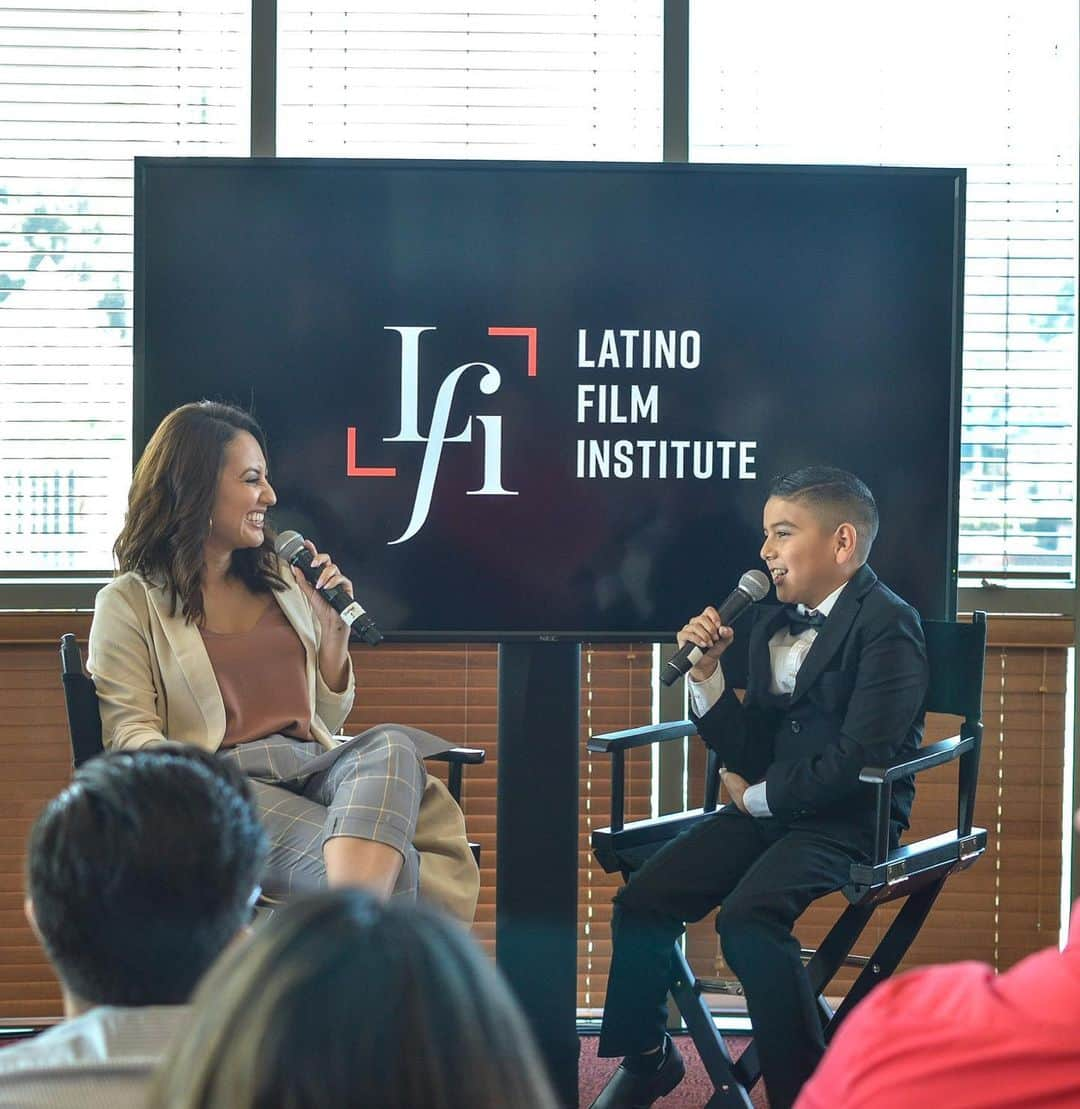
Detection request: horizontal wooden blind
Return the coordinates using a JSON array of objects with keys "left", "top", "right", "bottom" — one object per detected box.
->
[
  {"left": 0, "top": 623, "right": 659, "bottom": 1020},
  {"left": 682, "top": 620, "right": 1069, "bottom": 999},
  {"left": 0, "top": 616, "right": 86, "bottom": 1019},
  {"left": 578, "top": 644, "right": 653, "bottom": 1013},
  {"left": 0, "top": 617, "right": 1068, "bottom": 1021},
  {"left": 342, "top": 641, "right": 499, "bottom": 952}
]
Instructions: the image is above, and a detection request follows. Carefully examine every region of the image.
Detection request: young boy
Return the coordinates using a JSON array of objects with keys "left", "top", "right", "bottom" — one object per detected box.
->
[{"left": 591, "top": 466, "right": 929, "bottom": 1109}]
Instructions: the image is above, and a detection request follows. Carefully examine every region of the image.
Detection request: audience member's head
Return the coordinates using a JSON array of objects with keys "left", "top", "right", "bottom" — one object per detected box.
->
[
  {"left": 25, "top": 744, "right": 267, "bottom": 1012},
  {"left": 149, "top": 889, "right": 559, "bottom": 1109}
]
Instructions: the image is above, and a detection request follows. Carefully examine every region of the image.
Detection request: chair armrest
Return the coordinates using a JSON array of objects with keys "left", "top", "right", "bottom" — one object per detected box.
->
[
  {"left": 860, "top": 735, "right": 974, "bottom": 784},
  {"left": 427, "top": 747, "right": 486, "bottom": 765},
  {"left": 426, "top": 748, "right": 485, "bottom": 808},
  {"left": 587, "top": 720, "right": 697, "bottom": 755}
]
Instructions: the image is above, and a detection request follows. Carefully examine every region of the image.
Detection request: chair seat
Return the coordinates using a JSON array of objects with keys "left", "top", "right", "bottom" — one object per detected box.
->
[
  {"left": 592, "top": 807, "right": 717, "bottom": 874},
  {"left": 844, "top": 826, "right": 987, "bottom": 905},
  {"left": 593, "top": 812, "right": 988, "bottom": 911}
]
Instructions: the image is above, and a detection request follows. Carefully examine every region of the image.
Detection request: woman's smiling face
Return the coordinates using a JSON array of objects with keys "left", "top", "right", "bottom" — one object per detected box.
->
[{"left": 207, "top": 430, "right": 277, "bottom": 554}]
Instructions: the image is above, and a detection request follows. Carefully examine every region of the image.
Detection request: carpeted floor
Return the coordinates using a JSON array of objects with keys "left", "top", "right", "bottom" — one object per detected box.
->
[{"left": 580, "top": 1034, "right": 770, "bottom": 1108}]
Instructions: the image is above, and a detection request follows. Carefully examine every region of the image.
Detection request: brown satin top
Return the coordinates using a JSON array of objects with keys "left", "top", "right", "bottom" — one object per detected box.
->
[{"left": 199, "top": 601, "right": 313, "bottom": 746}]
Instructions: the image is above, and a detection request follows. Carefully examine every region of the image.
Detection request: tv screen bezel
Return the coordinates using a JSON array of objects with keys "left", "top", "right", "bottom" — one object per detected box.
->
[{"left": 133, "top": 157, "right": 964, "bottom": 641}]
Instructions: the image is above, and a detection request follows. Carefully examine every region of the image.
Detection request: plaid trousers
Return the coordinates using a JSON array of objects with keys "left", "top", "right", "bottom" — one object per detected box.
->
[{"left": 218, "top": 726, "right": 427, "bottom": 901}]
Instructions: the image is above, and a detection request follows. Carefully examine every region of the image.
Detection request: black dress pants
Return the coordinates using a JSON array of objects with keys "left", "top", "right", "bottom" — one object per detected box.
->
[{"left": 597, "top": 806, "right": 865, "bottom": 1109}]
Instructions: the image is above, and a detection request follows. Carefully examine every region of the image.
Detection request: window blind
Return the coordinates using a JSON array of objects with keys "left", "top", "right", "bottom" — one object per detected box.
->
[
  {"left": 0, "top": 0, "right": 250, "bottom": 571},
  {"left": 579, "top": 643, "right": 654, "bottom": 1012},
  {"left": 277, "top": 0, "right": 663, "bottom": 159},
  {"left": 689, "top": 0, "right": 1078, "bottom": 578},
  {"left": 0, "top": 631, "right": 657, "bottom": 1017}
]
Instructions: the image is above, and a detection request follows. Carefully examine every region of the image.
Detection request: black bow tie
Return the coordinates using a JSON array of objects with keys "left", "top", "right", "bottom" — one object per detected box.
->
[{"left": 786, "top": 607, "right": 827, "bottom": 636}]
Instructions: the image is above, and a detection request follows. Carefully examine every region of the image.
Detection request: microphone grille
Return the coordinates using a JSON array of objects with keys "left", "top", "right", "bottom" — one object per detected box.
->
[
  {"left": 739, "top": 569, "right": 771, "bottom": 601},
  {"left": 274, "top": 530, "right": 305, "bottom": 561}
]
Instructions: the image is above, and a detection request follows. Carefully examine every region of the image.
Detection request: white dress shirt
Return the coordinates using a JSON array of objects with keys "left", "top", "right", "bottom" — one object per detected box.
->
[
  {"left": 688, "top": 581, "right": 849, "bottom": 817},
  {"left": 0, "top": 1004, "right": 189, "bottom": 1108}
]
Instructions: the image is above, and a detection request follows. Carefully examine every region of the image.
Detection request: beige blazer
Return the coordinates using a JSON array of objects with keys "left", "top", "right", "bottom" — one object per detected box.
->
[{"left": 88, "top": 566, "right": 479, "bottom": 923}]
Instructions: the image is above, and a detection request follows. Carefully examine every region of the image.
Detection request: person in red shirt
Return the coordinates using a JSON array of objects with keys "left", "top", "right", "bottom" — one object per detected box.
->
[{"left": 797, "top": 809, "right": 1080, "bottom": 1109}]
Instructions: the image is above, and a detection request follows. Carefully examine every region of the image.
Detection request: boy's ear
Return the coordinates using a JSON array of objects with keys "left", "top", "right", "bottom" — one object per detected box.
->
[{"left": 834, "top": 522, "right": 859, "bottom": 565}]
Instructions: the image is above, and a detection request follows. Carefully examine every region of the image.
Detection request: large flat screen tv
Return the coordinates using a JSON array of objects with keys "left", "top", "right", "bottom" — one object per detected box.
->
[{"left": 135, "top": 158, "right": 963, "bottom": 640}]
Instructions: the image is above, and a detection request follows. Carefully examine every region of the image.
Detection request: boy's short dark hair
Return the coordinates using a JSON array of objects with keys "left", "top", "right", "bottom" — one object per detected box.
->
[
  {"left": 768, "top": 466, "right": 880, "bottom": 559},
  {"left": 26, "top": 744, "right": 267, "bottom": 1007}
]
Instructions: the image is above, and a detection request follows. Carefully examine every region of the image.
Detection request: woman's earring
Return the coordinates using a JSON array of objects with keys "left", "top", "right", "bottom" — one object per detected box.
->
[{"left": 208, "top": 516, "right": 214, "bottom": 537}]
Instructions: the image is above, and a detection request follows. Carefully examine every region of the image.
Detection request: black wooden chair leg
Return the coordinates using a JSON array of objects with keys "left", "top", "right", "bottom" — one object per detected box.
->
[
  {"left": 731, "top": 1040, "right": 759, "bottom": 1093},
  {"left": 827, "top": 876, "right": 948, "bottom": 1038},
  {"left": 805, "top": 901, "right": 876, "bottom": 998},
  {"left": 669, "top": 946, "right": 755, "bottom": 1108}
]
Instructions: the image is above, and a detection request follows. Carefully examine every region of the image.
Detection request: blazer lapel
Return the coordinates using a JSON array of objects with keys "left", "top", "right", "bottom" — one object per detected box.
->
[
  {"left": 273, "top": 574, "right": 319, "bottom": 676},
  {"left": 144, "top": 580, "right": 226, "bottom": 742},
  {"left": 790, "top": 564, "right": 878, "bottom": 705}
]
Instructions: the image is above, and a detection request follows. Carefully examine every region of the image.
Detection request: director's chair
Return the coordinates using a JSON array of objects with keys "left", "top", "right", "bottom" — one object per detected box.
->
[{"left": 590, "top": 612, "right": 988, "bottom": 1108}]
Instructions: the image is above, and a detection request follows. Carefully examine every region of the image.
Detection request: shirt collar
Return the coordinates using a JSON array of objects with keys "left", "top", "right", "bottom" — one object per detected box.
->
[{"left": 797, "top": 581, "right": 848, "bottom": 619}]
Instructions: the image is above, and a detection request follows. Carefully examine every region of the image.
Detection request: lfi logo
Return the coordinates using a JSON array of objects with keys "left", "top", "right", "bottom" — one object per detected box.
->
[{"left": 347, "top": 325, "right": 538, "bottom": 545}]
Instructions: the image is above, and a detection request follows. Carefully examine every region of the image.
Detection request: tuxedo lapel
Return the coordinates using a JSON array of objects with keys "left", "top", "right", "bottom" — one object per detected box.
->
[{"left": 790, "top": 564, "right": 878, "bottom": 705}]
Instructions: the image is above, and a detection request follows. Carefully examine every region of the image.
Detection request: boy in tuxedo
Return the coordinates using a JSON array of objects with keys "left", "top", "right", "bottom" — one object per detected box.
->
[{"left": 591, "top": 466, "right": 928, "bottom": 1109}]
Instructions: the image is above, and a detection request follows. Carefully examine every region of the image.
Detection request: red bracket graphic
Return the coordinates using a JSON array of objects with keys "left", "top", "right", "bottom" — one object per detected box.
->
[
  {"left": 488, "top": 326, "right": 538, "bottom": 377},
  {"left": 346, "top": 426, "right": 396, "bottom": 478}
]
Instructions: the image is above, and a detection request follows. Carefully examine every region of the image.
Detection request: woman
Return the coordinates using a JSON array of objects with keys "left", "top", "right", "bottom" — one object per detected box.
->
[
  {"left": 148, "top": 890, "right": 559, "bottom": 1109},
  {"left": 88, "top": 401, "right": 478, "bottom": 920}
]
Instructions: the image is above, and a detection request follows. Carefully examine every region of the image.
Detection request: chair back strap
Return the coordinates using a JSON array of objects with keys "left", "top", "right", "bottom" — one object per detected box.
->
[
  {"left": 59, "top": 634, "right": 104, "bottom": 767},
  {"left": 922, "top": 611, "right": 986, "bottom": 720}
]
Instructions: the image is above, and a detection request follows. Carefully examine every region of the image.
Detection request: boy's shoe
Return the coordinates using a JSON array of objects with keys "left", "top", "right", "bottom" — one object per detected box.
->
[{"left": 588, "top": 1035, "right": 686, "bottom": 1109}]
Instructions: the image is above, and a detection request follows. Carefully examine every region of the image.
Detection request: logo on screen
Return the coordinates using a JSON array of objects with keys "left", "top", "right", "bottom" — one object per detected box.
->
[{"left": 347, "top": 325, "right": 537, "bottom": 545}]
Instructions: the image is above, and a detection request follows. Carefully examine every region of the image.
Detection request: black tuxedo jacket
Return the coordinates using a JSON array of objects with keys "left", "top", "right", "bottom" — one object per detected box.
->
[{"left": 693, "top": 564, "right": 928, "bottom": 853}]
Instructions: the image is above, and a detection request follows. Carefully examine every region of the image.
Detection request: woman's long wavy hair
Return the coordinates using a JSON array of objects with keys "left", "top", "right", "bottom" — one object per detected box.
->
[
  {"left": 113, "top": 401, "right": 284, "bottom": 622},
  {"left": 148, "top": 890, "right": 560, "bottom": 1109}
]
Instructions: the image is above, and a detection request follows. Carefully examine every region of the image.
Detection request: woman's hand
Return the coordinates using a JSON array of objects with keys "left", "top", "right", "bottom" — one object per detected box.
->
[
  {"left": 291, "top": 540, "right": 353, "bottom": 636},
  {"left": 291, "top": 540, "right": 352, "bottom": 692}
]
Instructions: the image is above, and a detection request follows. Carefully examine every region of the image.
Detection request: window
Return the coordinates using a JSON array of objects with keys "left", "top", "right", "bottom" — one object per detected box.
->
[
  {"left": 277, "top": 1, "right": 662, "bottom": 160},
  {"left": 689, "top": 0, "right": 1078, "bottom": 578},
  {"left": 5, "top": 3, "right": 1074, "bottom": 582},
  {"left": 0, "top": 1, "right": 250, "bottom": 571}
]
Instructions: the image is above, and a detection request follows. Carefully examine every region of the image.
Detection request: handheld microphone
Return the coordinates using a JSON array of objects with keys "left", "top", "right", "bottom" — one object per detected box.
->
[
  {"left": 275, "top": 530, "right": 383, "bottom": 646},
  {"left": 660, "top": 569, "right": 771, "bottom": 687}
]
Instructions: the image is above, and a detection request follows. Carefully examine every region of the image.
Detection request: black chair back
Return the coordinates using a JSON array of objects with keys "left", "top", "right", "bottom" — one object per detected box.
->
[
  {"left": 922, "top": 611, "right": 987, "bottom": 721},
  {"left": 59, "top": 633, "right": 105, "bottom": 767}
]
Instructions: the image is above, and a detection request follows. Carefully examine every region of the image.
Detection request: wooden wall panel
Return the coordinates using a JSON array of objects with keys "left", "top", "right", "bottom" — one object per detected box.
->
[
  {"left": 0, "top": 639, "right": 76, "bottom": 1019},
  {"left": 0, "top": 617, "right": 656, "bottom": 1024},
  {"left": 342, "top": 642, "right": 499, "bottom": 954},
  {"left": 0, "top": 614, "right": 1071, "bottom": 1025},
  {"left": 578, "top": 645, "right": 654, "bottom": 1012}
]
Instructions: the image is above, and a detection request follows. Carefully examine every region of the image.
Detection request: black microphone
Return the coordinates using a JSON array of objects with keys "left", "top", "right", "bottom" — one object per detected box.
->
[
  {"left": 275, "top": 530, "right": 383, "bottom": 646},
  {"left": 660, "top": 569, "right": 771, "bottom": 687}
]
